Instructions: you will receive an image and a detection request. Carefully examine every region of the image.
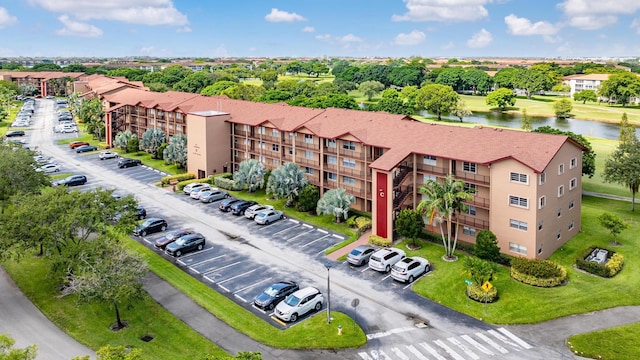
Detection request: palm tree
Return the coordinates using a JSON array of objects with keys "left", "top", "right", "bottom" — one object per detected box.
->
[
  {"left": 266, "top": 162, "right": 309, "bottom": 206},
  {"left": 234, "top": 159, "right": 267, "bottom": 192},
  {"left": 416, "top": 174, "right": 474, "bottom": 260},
  {"left": 316, "top": 188, "right": 354, "bottom": 223}
]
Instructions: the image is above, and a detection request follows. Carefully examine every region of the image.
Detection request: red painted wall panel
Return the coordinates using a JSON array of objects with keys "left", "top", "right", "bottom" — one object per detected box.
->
[{"left": 376, "top": 172, "right": 388, "bottom": 238}]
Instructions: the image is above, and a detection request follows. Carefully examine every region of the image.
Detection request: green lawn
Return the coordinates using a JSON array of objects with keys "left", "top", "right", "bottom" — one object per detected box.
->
[
  {"left": 582, "top": 137, "right": 630, "bottom": 197},
  {"left": 411, "top": 195, "right": 639, "bottom": 324},
  {"left": 568, "top": 323, "right": 640, "bottom": 360},
  {"left": 459, "top": 94, "right": 640, "bottom": 125}
]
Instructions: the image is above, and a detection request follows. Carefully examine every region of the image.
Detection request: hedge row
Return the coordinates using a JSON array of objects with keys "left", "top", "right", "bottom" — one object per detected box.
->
[
  {"left": 511, "top": 257, "right": 564, "bottom": 278},
  {"left": 160, "top": 173, "right": 196, "bottom": 186},
  {"left": 214, "top": 175, "right": 240, "bottom": 191},
  {"left": 369, "top": 234, "right": 391, "bottom": 247},
  {"left": 510, "top": 265, "right": 567, "bottom": 287},
  {"left": 466, "top": 284, "right": 498, "bottom": 303},
  {"left": 576, "top": 247, "right": 624, "bottom": 278}
]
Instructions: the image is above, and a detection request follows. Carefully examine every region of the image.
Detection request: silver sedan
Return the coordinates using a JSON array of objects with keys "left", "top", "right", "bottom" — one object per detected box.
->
[{"left": 254, "top": 209, "right": 284, "bottom": 225}]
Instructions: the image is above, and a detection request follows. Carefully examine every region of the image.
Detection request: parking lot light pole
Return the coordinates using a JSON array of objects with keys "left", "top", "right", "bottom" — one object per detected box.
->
[{"left": 325, "top": 263, "right": 332, "bottom": 324}]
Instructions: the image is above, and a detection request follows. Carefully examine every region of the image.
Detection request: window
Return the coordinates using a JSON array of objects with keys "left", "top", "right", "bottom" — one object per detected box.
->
[
  {"left": 343, "top": 176, "right": 356, "bottom": 185},
  {"left": 463, "top": 162, "right": 477, "bottom": 173},
  {"left": 243, "top": 125, "right": 249, "bottom": 132},
  {"left": 557, "top": 229, "right": 561, "bottom": 240},
  {"left": 570, "top": 178, "right": 577, "bottom": 190},
  {"left": 539, "top": 172, "right": 546, "bottom": 185},
  {"left": 464, "top": 183, "right": 477, "bottom": 193},
  {"left": 272, "top": 129, "right": 279, "bottom": 137},
  {"left": 342, "top": 159, "right": 356, "bottom": 168},
  {"left": 557, "top": 208, "right": 562, "bottom": 217},
  {"left": 157, "top": 110, "right": 164, "bottom": 116},
  {"left": 509, "top": 195, "right": 528, "bottom": 208},
  {"left": 558, "top": 163, "right": 565, "bottom": 175},
  {"left": 509, "top": 242, "right": 527, "bottom": 255},
  {"left": 149, "top": 109, "right": 155, "bottom": 115},
  {"left": 305, "top": 150, "right": 314, "bottom": 159},
  {"left": 272, "top": 144, "right": 279, "bottom": 152},
  {"left": 558, "top": 185, "right": 565, "bottom": 197},
  {"left": 466, "top": 206, "right": 476, "bottom": 216},
  {"left": 463, "top": 226, "right": 476, "bottom": 237},
  {"left": 327, "top": 156, "right": 337, "bottom": 164},
  {"left": 305, "top": 167, "right": 314, "bottom": 175},
  {"left": 510, "top": 219, "right": 528, "bottom": 231},
  {"left": 423, "top": 155, "right": 436, "bottom": 166},
  {"left": 327, "top": 172, "right": 337, "bottom": 181},
  {"left": 257, "top": 126, "right": 266, "bottom": 135},
  {"left": 510, "top": 172, "right": 528, "bottom": 184},
  {"left": 570, "top": 157, "right": 577, "bottom": 169},
  {"left": 539, "top": 196, "right": 546, "bottom": 209},
  {"left": 304, "top": 134, "right": 313, "bottom": 144},
  {"left": 288, "top": 147, "right": 293, "bottom": 155},
  {"left": 326, "top": 139, "right": 336, "bottom": 148},
  {"left": 149, "top": 119, "right": 155, "bottom": 125},
  {"left": 569, "top": 200, "right": 575, "bottom": 209},
  {"left": 176, "top": 112, "right": 182, "bottom": 119},
  {"left": 568, "top": 221, "right": 574, "bottom": 231},
  {"left": 258, "top": 141, "right": 266, "bottom": 149},
  {"left": 424, "top": 174, "right": 435, "bottom": 182},
  {"left": 538, "top": 221, "right": 543, "bottom": 231},
  {"left": 176, "top": 124, "right": 182, "bottom": 131},
  {"left": 343, "top": 141, "right": 356, "bottom": 151},
  {"left": 259, "top": 155, "right": 265, "bottom": 163}
]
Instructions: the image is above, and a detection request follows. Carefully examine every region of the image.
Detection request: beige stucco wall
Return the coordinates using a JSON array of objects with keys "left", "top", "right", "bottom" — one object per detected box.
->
[{"left": 186, "top": 112, "right": 231, "bottom": 178}]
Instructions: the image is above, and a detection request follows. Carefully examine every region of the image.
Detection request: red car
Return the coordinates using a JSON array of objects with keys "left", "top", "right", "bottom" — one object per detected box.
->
[{"left": 69, "top": 141, "right": 89, "bottom": 149}]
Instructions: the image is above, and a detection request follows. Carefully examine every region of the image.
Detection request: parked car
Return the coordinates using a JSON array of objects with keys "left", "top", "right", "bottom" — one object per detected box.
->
[
  {"left": 347, "top": 245, "right": 376, "bottom": 266},
  {"left": 5, "top": 130, "right": 25, "bottom": 137},
  {"left": 99, "top": 151, "right": 119, "bottom": 160},
  {"left": 391, "top": 256, "right": 430, "bottom": 283},
  {"left": 75, "top": 145, "right": 98, "bottom": 153},
  {"left": 183, "top": 182, "right": 208, "bottom": 195},
  {"left": 112, "top": 205, "right": 146, "bottom": 223},
  {"left": 199, "top": 189, "right": 229, "bottom": 203},
  {"left": 230, "top": 200, "right": 257, "bottom": 216},
  {"left": 254, "top": 209, "right": 284, "bottom": 225},
  {"left": 368, "top": 248, "right": 406, "bottom": 273},
  {"left": 52, "top": 175, "right": 87, "bottom": 187},
  {"left": 133, "top": 218, "right": 168, "bottom": 237},
  {"left": 165, "top": 233, "right": 206, "bottom": 257},
  {"left": 36, "top": 163, "right": 61, "bottom": 173},
  {"left": 69, "top": 141, "right": 89, "bottom": 149},
  {"left": 218, "top": 198, "right": 241, "bottom": 212},
  {"left": 253, "top": 281, "right": 300, "bottom": 311},
  {"left": 118, "top": 158, "right": 142, "bottom": 168},
  {"left": 274, "top": 287, "right": 324, "bottom": 322},
  {"left": 189, "top": 186, "right": 212, "bottom": 199},
  {"left": 244, "top": 204, "right": 274, "bottom": 219},
  {"left": 154, "top": 229, "right": 195, "bottom": 250}
]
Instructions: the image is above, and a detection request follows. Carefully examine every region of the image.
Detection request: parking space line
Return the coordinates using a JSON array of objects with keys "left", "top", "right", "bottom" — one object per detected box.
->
[
  {"left": 271, "top": 223, "right": 300, "bottom": 236},
  {"left": 219, "top": 284, "right": 230, "bottom": 292},
  {"left": 234, "top": 294, "right": 247, "bottom": 303},
  {"left": 302, "top": 223, "right": 313, "bottom": 229},
  {"left": 189, "top": 254, "right": 227, "bottom": 269},
  {"left": 284, "top": 229, "right": 316, "bottom": 243},
  {"left": 202, "top": 260, "right": 243, "bottom": 275},
  {"left": 176, "top": 247, "right": 216, "bottom": 265},
  {"left": 300, "top": 234, "right": 330, "bottom": 248},
  {"left": 316, "top": 229, "right": 328, "bottom": 234},
  {"left": 203, "top": 275, "right": 215, "bottom": 283},
  {"left": 217, "top": 269, "right": 257, "bottom": 285},
  {"left": 288, "top": 219, "right": 299, "bottom": 224},
  {"left": 234, "top": 278, "right": 271, "bottom": 294},
  {"left": 381, "top": 274, "right": 392, "bottom": 281},
  {"left": 332, "top": 234, "right": 345, "bottom": 240}
]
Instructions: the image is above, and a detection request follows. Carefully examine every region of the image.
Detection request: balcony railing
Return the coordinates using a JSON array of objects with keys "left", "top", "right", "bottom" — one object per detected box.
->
[
  {"left": 339, "top": 150, "right": 365, "bottom": 160},
  {"left": 455, "top": 171, "right": 490, "bottom": 185},
  {"left": 455, "top": 216, "right": 489, "bottom": 230},
  {"left": 324, "top": 146, "right": 338, "bottom": 154},
  {"left": 466, "top": 196, "right": 490, "bottom": 209},
  {"left": 417, "top": 165, "right": 448, "bottom": 176},
  {"left": 341, "top": 167, "right": 366, "bottom": 179}
]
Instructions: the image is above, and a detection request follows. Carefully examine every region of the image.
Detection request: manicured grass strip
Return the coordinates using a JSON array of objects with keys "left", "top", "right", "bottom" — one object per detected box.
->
[
  {"left": 567, "top": 323, "right": 640, "bottom": 360},
  {"left": 411, "top": 196, "right": 640, "bottom": 324},
  {"left": 124, "top": 238, "right": 367, "bottom": 349},
  {"left": 2, "top": 257, "right": 226, "bottom": 359},
  {"left": 581, "top": 137, "right": 629, "bottom": 198}
]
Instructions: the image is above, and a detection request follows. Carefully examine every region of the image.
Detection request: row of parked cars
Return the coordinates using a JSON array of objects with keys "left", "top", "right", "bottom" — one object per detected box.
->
[
  {"left": 182, "top": 183, "right": 285, "bottom": 225},
  {"left": 348, "top": 245, "right": 431, "bottom": 283},
  {"left": 12, "top": 98, "right": 35, "bottom": 128}
]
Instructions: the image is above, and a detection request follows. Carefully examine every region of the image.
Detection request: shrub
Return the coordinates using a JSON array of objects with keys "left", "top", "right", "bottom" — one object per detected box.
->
[
  {"left": 355, "top": 217, "right": 371, "bottom": 232},
  {"left": 346, "top": 216, "right": 358, "bottom": 228},
  {"left": 368, "top": 234, "right": 391, "bottom": 247},
  {"left": 214, "top": 176, "right": 239, "bottom": 191},
  {"left": 161, "top": 173, "right": 195, "bottom": 186},
  {"left": 576, "top": 247, "right": 624, "bottom": 278},
  {"left": 296, "top": 184, "right": 319, "bottom": 213},
  {"left": 98, "top": 142, "right": 109, "bottom": 150},
  {"left": 126, "top": 137, "right": 139, "bottom": 153},
  {"left": 466, "top": 284, "right": 498, "bottom": 303},
  {"left": 510, "top": 257, "right": 567, "bottom": 287},
  {"left": 473, "top": 230, "right": 501, "bottom": 262},
  {"left": 157, "top": 143, "right": 168, "bottom": 160}
]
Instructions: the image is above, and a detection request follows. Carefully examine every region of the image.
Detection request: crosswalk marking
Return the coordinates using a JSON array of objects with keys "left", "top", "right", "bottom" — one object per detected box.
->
[
  {"left": 488, "top": 330, "right": 521, "bottom": 351},
  {"left": 419, "top": 342, "right": 448, "bottom": 360},
  {"left": 358, "top": 352, "right": 374, "bottom": 360},
  {"left": 434, "top": 339, "right": 466, "bottom": 360},
  {"left": 406, "top": 345, "right": 429, "bottom": 360},
  {"left": 378, "top": 350, "right": 392, "bottom": 359},
  {"left": 497, "top": 328, "right": 533, "bottom": 349},
  {"left": 461, "top": 334, "right": 493, "bottom": 355},
  {"left": 448, "top": 337, "right": 479, "bottom": 360},
  {"left": 475, "top": 332, "right": 509, "bottom": 354},
  {"left": 390, "top": 347, "right": 410, "bottom": 360}
]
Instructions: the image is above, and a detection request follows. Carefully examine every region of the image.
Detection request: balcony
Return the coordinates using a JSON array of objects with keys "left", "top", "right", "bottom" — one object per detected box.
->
[
  {"left": 455, "top": 216, "right": 489, "bottom": 230},
  {"left": 324, "top": 146, "right": 338, "bottom": 154},
  {"left": 417, "top": 165, "right": 448, "bottom": 176},
  {"left": 296, "top": 157, "right": 319, "bottom": 167},
  {"left": 455, "top": 171, "right": 490, "bottom": 185},
  {"left": 466, "top": 196, "right": 490, "bottom": 209},
  {"left": 341, "top": 167, "right": 366, "bottom": 179},
  {"left": 340, "top": 150, "right": 365, "bottom": 160},
  {"left": 296, "top": 141, "right": 319, "bottom": 150}
]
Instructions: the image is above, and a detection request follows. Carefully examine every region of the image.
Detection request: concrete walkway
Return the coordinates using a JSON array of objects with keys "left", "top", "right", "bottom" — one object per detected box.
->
[{"left": 327, "top": 230, "right": 371, "bottom": 261}]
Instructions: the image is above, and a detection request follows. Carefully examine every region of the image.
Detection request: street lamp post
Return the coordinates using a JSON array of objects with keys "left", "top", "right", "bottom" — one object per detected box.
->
[{"left": 325, "top": 263, "right": 332, "bottom": 324}]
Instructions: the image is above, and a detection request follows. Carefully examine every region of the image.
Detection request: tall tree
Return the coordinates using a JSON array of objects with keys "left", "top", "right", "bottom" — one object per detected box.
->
[
  {"left": 77, "top": 98, "right": 105, "bottom": 141},
  {"left": 316, "top": 188, "right": 355, "bottom": 223},
  {"left": 598, "top": 72, "right": 640, "bottom": 106},
  {"left": 574, "top": 90, "right": 598, "bottom": 104},
  {"left": 395, "top": 209, "right": 424, "bottom": 247},
  {"left": 163, "top": 134, "right": 188, "bottom": 169},
  {"left": 521, "top": 108, "right": 532, "bottom": 131},
  {"left": 602, "top": 138, "right": 640, "bottom": 211},
  {"left": 358, "top": 81, "right": 385, "bottom": 101},
  {"left": 598, "top": 212, "right": 629, "bottom": 244},
  {"left": 618, "top": 112, "right": 636, "bottom": 145},
  {"left": 0, "top": 334, "right": 37, "bottom": 360},
  {"left": 233, "top": 159, "right": 267, "bottom": 192},
  {"left": 266, "top": 162, "right": 309, "bottom": 207},
  {"left": 113, "top": 130, "right": 137, "bottom": 151},
  {"left": 0, "top": 145, "right": 49, "bottom": 213},
  {"left": 486, "top": 88, "right": 516, "bottom": 111},
  {"left": 140, "top": 128, "right": 166, "bottom": 158},
  {"left": 517, "top": 68, "right": 549, "bottom": 97},
  {"left": 415, "top": 84, "right": 459, "bottom": 120},
  {"left": 416, "top": 174, "right": 474, "bottom": 260},
  {"left": 452, "top": 99, "right": 472, "bottom": 122},
  {"left": 553, "top": 98, "right": 573, "bottom": 118}
]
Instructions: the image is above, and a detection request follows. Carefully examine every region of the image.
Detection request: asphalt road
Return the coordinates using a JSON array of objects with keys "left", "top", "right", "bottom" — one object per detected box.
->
[{"left": 8, "top": 98, "right": 638, "bottom": 360}]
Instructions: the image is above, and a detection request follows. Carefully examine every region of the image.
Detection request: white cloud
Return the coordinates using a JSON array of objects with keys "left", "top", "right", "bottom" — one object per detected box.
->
[
  {"left": 466, "top": 28, "right": 492, "bottom": 48},
  {"left": 558, "top": 0, "right": 640, "bottom": 29},
  {"left": 302, "top": 26, "right": 315, "bottom": 33},
  {"left": 56, "top": 15, "right": 103, "bottom": 37},
  {"left": 29, "top": 0, "right": 188, "bottom": 26},
  {"left": 504, "top": 14, "right": 560, "bottom": 36},
  {"left": 315, "top": 33, "right": 363, "bottom": 48},
  {"left": 632, "top": 18, "right": 640, "bottom": 34},
  {"left": 177, "top": 26, "right": 191, "bottom": 33},
  {"left": 392, "top": 0, "right": 490, "bottom": 22},
  {"left": 264, "top": 8, "right": 306, "bottom": 23},
  {"left": 394, "top": 30, "right": 426, "bottom": 45},
  {"left": 0, "top": 7, "right": 18, "bottom": 29}
]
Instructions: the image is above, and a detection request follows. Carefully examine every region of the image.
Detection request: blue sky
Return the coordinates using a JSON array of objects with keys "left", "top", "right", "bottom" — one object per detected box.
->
[{"left": 0, "top": 0, "right": 639, "bottom": 58}]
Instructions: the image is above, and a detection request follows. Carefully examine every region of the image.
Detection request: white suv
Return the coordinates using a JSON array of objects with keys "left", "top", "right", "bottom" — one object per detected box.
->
[
  {"left": 391, "top": 256, "right": 430, "bottom": 283},
  {"left": 368, "top": 247, "right": 406, "bottom": 273},
  {"left": 274, "top": 287, "right": 323, "bottom": 322}
]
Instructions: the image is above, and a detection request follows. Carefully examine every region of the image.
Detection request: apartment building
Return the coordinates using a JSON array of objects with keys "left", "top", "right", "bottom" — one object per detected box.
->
[
  {"left": 563, "top": 73, "right": 610, "bottom": 97},
  {"left": 0, "top": 71, "right": 85, "bottom": 96},
  {"left": 76, "top": 74, "right": 586, "bottom": 259}
]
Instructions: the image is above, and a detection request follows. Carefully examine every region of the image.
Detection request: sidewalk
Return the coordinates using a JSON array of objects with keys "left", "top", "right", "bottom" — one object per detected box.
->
[{"left": 327, "top": 230, "right": 371, "bottom": 260}]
